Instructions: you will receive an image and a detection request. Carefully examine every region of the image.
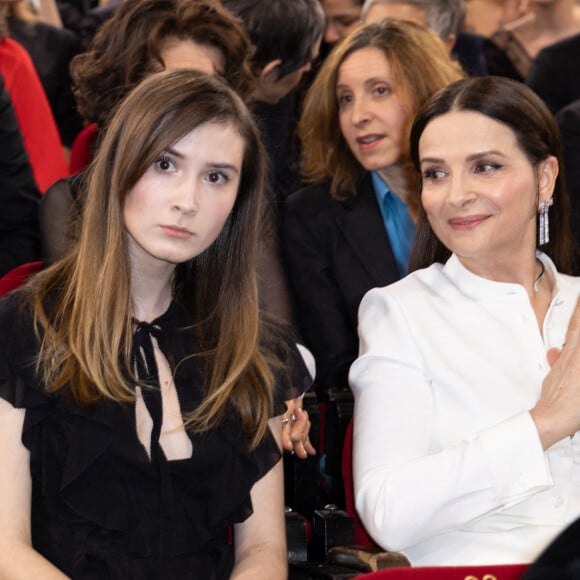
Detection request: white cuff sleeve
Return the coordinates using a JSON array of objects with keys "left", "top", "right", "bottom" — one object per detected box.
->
[{"left": 479, "top": 411, "right": 552, "bottom": 502}]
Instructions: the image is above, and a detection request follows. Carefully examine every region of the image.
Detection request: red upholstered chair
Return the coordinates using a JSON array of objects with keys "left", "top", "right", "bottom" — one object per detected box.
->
[
  {"left": 0, "top": 260, "right": 43, "bottom": 298},
  {"left": 69, "top": 123, "right": 99, "bottom": 175},
  {"left": 357, "top": 563, "right": 528, "bottom": 579}
]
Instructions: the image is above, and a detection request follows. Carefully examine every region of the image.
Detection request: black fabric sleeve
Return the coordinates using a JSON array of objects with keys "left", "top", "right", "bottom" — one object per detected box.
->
[
  {"left": 39, "top": 175, "right": 83, "bottom": 265},
  {"left": 0, "top": 74, "right": 42, "bottom": 277},
  {"left": 0, "top": 292, "right": 46, "bottom": 409}
]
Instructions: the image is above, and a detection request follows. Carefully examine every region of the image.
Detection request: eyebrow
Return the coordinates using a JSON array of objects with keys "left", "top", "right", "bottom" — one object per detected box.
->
[
  {"left": 419, "top": 150, "right": 506, "bottom": 164},
  {"left": 164, "top": 146, "right": 185, "bottom": 159},
  {"left": 163, "top": 147, "right": 241, "bottom": 174},
  {"left": 337, "top": 76, "right": 387, "bottom": 89},
  {"left": 206, "top": 162, "right": 241, "bottom": 175}
]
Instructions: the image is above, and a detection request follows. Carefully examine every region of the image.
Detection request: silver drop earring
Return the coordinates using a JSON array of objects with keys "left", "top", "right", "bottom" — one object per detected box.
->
[{"left": 538, "top": 199, "right": 553, "bottom": 246}]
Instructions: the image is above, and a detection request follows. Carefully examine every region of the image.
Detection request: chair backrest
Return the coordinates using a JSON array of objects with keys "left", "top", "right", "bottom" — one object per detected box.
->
[
  {"left": 69, "top": 122, "right": 98, "bottom": 175},
  {"left": 0, "top": 260, "right": 43, "bottom": 298},
  {"left": 358, "top": 563, "right": 528, "bottom": 579},
  {"left": 342, "top": 417, "right": 377, "bottom": 547}
]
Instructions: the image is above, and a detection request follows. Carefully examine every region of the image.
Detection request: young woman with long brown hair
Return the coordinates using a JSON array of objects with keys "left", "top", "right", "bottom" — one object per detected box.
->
[{"left": 0, "top": 70, "right": 311, "bottom": 579}]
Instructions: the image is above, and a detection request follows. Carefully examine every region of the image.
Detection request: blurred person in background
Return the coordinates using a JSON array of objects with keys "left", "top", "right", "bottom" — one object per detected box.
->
[
  {"left": 463, "top": 0, "right": 529, "bottom": 37},
  {"left": 361, "top": 0, "right": 488, "bottom": 76},
  {"left": 485, "top": 0, "right": 580, "bottom": 82}
]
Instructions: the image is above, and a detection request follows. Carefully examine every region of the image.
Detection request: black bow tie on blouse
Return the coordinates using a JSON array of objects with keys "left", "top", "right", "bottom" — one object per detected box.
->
[
  {"left": 130, "top": 312, "right": 186, "bottom": 564},
  {"left": 131, "top": 319, "right": 165, "bottom": 463}
]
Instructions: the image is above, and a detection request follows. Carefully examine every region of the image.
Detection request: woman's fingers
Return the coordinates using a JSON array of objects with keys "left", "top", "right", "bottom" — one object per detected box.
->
[
  {"left": 547, "top": 347, "right": 561, "bottom": 367},
  {"left": 281, "top": 407, "right": 316, "bottom": 458},
  {"left": 289, "top": 409, "right": 316, "bottom": 459},
  {"left": 533, "top": 296, "right": 580, "bottom": 448}
]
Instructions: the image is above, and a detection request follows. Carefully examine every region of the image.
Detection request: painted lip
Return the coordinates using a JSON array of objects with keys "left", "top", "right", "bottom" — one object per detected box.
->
[
  {"left": 355, "top": 133, "right": 384, "bottom": 152},
  {"left": 161, "top": 225, "right": 193, "bottom": 239},
  {"left": 447, "top": 215, "right": 491, "bottom": 230}
]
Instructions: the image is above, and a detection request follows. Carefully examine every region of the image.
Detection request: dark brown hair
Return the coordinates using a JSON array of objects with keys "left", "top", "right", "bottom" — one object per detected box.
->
[{"left": 71, "top": 0, "right": 254, "bottom": 126}]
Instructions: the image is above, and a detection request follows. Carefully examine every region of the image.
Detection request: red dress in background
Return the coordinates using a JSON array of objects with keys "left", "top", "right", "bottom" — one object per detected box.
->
[{"left": 0, "top": 37, "right": 69, "bottom": 192}]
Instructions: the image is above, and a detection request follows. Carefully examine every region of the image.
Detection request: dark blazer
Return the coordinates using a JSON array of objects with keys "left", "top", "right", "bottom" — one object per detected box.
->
[
  {"left": 0, "top": 73, "right": 42, "bottom": 277},
  {"left": 282, "top": 173, "right": 400, "bottom": 390},
  {"left": 452, "top": 32, "right": 488, "bottom": 77},
  {"left": 527, "top": 33, "right": 580, "bottom": 115}
]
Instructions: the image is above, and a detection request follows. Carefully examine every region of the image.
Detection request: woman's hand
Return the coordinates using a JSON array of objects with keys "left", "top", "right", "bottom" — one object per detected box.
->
[
  {"left": 281, "top": 397, "right": 316, "bottom": 459},
  {"left": 532, "top": 296, "right": 580, "bottom": 449}
]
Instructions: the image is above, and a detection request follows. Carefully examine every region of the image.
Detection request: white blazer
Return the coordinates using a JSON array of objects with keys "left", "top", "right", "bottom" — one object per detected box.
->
[{"left": 349, "top": 253, "right": 580, "bottom": 566}]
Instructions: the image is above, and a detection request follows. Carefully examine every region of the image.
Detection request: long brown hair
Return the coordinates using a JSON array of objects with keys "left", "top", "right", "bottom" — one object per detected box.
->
[
  {"left": 299, "top": 19, "right": 464, "bottom": 202},
  {"left": 408, "top": 76, "right": 573, "bottom": 274},
  {"left": 28, "top": 70, "right": 276, "bottom": 447}
]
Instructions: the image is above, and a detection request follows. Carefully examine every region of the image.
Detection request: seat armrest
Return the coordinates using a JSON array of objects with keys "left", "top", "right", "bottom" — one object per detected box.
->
[{"left": 327, "top": 546, "right": 411, "bottom": 573}]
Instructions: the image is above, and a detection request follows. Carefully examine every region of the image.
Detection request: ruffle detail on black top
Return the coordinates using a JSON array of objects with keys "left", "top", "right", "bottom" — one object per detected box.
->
[
  {"left": 0, "top": 292, "right": 47, "bottom": 409},
  {"left": 0, "top": 294, "right": 290, "bottom": 578},
  {"left": 22, "top": 390, "right": 281, "bottom": 553}
]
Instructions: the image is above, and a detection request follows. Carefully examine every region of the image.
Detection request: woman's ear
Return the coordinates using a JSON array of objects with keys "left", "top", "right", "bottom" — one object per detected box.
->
[
  {"left": 538, "top": 155, "right": 559, "bottom": 203},
  {"left": 260, "top": 59, "right": 283, "bottom": 83}
]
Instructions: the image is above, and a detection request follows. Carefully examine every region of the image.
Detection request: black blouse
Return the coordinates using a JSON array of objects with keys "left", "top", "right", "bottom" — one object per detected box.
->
[{"left": 0, "top": 292, "right": 310, "bottom": 579}]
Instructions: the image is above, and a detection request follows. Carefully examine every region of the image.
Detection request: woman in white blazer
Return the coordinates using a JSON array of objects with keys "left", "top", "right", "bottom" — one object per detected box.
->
[{"left": 350, "top": 76, "right": 580, "bottom": 567}]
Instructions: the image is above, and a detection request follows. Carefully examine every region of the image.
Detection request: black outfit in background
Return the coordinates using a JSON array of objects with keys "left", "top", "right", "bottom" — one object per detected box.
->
[
  {"left": 252, "top": 93, "right": 303, "bottom": 206},
  {"left": 58, "top": 1, "right": 117, "bottom": 49},
  {"left": 522, "top": 516, "right": 580, "bottom": 580},
  {"left": 526, "top": 33, "right": 580, "bottom": 115},
  {"left": 482, "top": 31, "right": 527, "bottom": 82},
  {"left": 0, "top": 73, "right": 42, "bottom": 277},
  {"left": 282, "top": 173, "right": 400, "bottom": 391},
  {"left": 557, "top": 99, "right": 580, "bottom": 272},
  {"left": 452, "top": 32, "right": 489, "bottom": 77},
  {"left": 9, "top": 17, "right": 84, "bottom": 147},
  {"left": 0, "top": 292, "right": 311, "bottom": 579}
]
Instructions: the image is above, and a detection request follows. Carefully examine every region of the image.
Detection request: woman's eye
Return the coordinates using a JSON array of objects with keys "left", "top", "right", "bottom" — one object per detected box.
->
[
  {"left": 337, "top": 94, "right": 352, "bottom": 107},
  {"left": 374, "top": 85, "right": 390, "bottom": 97},
  {"left": 423, "top": 167, "right": 446, "bottom": 181},
  {"left": 206, "top": 171, "right": 229, "bottom": 184},
  {"left": 475, "top": 162, "right": 501, "bottom": 173},
  {"left": 154, "top": 156, "right": 176, "bottom": 173}
]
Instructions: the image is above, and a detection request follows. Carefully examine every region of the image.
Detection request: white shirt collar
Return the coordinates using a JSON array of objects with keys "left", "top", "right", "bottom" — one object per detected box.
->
[{"left": 441, "top": 251, "right": 560, "bottom": 301}]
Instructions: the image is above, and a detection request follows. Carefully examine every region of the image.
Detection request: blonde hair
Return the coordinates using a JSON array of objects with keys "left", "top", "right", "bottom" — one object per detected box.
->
[
  {"left": 299, "top": 19, "right": 464, "bottom": 203},
  {"left": 28, "top": 71, "right": 277, "bottom": 447}
]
